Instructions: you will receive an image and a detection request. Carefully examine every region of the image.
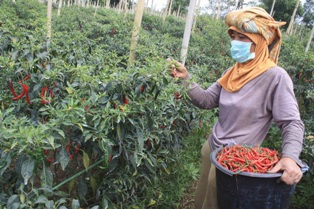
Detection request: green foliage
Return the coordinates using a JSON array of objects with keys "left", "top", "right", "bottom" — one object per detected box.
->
[
  {"left": 260, "top": 0, "right": 304, "bottom": 28},
  {"left": 0, "top": 0, "right": 313, "bottom": 208},
  {"left": 0, "top": 1, "right": 200, "bottom": 208},
  {"left": 290, "top": 136, "right": 314, "bottom": 209},
  {"left": 280, "top": 35, "right": 314, "bottom": 127}
]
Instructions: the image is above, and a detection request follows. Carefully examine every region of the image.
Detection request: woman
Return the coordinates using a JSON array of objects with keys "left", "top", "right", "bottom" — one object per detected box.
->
[{"left": 170, "top": 7, "right": 306, "bottom": 209}]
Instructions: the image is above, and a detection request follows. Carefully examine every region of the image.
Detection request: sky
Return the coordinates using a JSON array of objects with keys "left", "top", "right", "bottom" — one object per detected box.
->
[
  {"left": 144, "top": 0, "right": 258, "bottom": 12},
  {"left": 141, "top": 0, "right": 306, "bottom": 14}
]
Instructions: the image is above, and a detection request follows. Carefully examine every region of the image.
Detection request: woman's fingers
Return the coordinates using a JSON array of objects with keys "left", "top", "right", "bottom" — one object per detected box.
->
[
  {"left": 166, "top": 58, "right": 188, "bottom": 79},
  {"left": 270, "top": 157, "right": 303, "bottom": 185}
]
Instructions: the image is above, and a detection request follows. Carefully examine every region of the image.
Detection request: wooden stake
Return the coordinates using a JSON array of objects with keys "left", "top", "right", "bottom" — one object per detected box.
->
[{"left": 180, "top": 0, "right": 197, "bottom": 65}]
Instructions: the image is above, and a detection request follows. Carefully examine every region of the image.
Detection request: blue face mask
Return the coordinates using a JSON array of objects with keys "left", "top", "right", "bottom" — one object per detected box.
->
[{"left": 230, "top": 40, "right": 255, "bottom": 63}]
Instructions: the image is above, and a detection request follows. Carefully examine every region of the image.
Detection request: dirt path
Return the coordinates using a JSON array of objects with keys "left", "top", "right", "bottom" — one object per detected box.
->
[{"left": 179, "top": 180, "right": 198, "bottom": 209}]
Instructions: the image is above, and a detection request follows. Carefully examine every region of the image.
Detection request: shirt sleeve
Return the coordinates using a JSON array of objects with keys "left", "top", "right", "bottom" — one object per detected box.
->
[
  {"left": 271, "top": 70, "right": 306, "bottom": 167},
  {"left": 182, "top": 74, "right": 221, "bottom": 109}
]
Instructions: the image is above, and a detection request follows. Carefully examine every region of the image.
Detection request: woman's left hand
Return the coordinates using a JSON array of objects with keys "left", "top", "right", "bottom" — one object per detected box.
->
[{"left": 267, "top": 157, "right": 303, "bottom": 185}]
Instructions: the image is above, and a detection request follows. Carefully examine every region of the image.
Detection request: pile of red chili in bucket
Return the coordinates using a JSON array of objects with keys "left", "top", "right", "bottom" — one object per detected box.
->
[{"left": 216, "top": 145, "right": 280, "bottom": 173}]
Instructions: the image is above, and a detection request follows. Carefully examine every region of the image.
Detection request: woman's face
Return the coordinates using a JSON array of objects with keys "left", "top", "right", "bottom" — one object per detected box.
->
[{"left": 230, "top": 30, "right": 256, "bottom": 53}]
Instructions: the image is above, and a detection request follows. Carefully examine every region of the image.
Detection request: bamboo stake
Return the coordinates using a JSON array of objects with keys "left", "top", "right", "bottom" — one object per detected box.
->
[
  {"left": 128, "top": 0, "right": 145, "bottom": 65},
  {"left": 47, "top": 0, "right": 52, "bottom": 49},
  {"left": 177, "top": 5, "right": 181, "bottom": 18},
  {"left": 94, "top": 0, "right": 99, "bottom": 17},
  {"left": 162, "top": 0, "right": 171, "bottom": 23},
  {"left": 168, "top": 0, "right": 173, "bottom": 16},
  {"left": 180, "top": 0, "right": 197, "bottom": 65},
  {"left": 305, "top": 25, "right": 314, "bottom": 53},
  {"left": 124, "top": 0, "right": 128, "bottom": 17},
  {"left": 57, "top": 0, "right": 62, "bottom": 16},
  {"left": 118, "top": 0, "right": 123, "bottom": 14},
  {"left": 270, "top": 0, "right": 276, "bottom": 16}
]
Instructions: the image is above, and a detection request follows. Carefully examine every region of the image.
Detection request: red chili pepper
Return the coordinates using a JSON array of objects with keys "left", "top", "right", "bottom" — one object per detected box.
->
[
  {"left": 74, "top": 144, "right": 81, "bottom": 154},
  {"left": 18, "top": 74, "right": 31, "bottom": 84},
  {"left": 41, "top": 86, "right": 50, "bottom": 104},
  {"left": 49, "top": 89, "right": 54, "bottom": 98},
  {"left": 124, "top": 97, "right": 129, "bottom": 105},
  {"left": 110, "top": 101, "right": 117, "bottom": 109},
  {"left": 8, "top": 81, "right": 18, "bottom": 97},
  {"left": 22, "top": 84, "right": 31, "bottom": 104},
  {"left": 25, "top": 90, "right": 31, "bottom": 105},
  {"left": 65, "top": 140, "right": 73, "bottom": 154},
  {"left": 46, "top": 158, "right": 54, "bottom": 163},
  {"left": 216, "top": 145, "right": 280, "bottom": 173},
  {"left": 12, "top": 83, "right": 31, "bottom": 105},
  {"left": 108, "top": 154, "right": 113, "bottom": 163},
  {"left": 174, "top": 92, "right": 181, "bottom": 100},
  {"left": 145, "top": 139, "right": 151, "bottom": 148},
  {"left": 12, "top": 85, "right": 26, "bottom": 100}
]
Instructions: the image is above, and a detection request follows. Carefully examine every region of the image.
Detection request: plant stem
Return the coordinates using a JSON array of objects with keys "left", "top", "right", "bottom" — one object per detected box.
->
[{"left": 52, "top": 158, "right": 104, "bottom": 191}]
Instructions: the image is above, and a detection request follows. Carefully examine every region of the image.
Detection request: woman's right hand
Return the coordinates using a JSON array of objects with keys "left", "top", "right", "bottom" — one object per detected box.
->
[{"left": 166, "top": 58, "right": 188, "bottom": 79}]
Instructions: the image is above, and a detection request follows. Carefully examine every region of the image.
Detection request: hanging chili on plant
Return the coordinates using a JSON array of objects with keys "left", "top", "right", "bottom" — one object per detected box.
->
[
  {"left": 124, "top": 97, "right": 129, "bottom": 105},
  {"left": 12, "top": 83, "right": 31, "bottom": 105},
  {"left": 108, "top": 154, "right": 113, "bottom": 163},
  {"left": 18, "top": 74, "right": 31, "bottom": 84},
  {"left": 140, "top": 86, "right": 145, "bottom": 93},
  {"left": 8, "top": 80, "right": 18, "bottom": 97},
  {"left": 25, "top": 86, "right": 31, "bottom": 104},
  {"left": 40, "top": 86, "right": 54, "bottom": 104}
]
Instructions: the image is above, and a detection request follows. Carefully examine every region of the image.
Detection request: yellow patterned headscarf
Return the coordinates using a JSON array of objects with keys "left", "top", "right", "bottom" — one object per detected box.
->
[{"left": 218, "top": 7, "right": 286, "bottom": 92}]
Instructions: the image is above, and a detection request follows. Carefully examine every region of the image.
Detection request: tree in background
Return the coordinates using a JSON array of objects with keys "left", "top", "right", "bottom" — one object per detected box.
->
[
  {"left": 163, "top": 0, "right": 172, "bottom": 23},
  {"left": 172, "top": 0, "right": 190, "bottom": 15},
  {"left": 206, "top": 0, "right": 243, "bottom": 18},
  {"left": 192, "top": 0, "right": 202, "bottom": 31},
  {"left": 305, "top": 24, "right": 314, "bottom": 52},
  {"left": 236, "top": 0, "right": 244, "bottom": 9},
  {"left": 302, "top": 0, "right": 314, "bottom": 27},
  {"left": 260, "top": 0, "right": 304, "bottom": 29},
  {"left": 286, "top": 0, "right": 301, "bottom": 35},
  {"left": 303, "top": 0, "right": 314, "bottom": 52},
  {"left": 57, "top": 0, "right": 62, "bottom": 16}
]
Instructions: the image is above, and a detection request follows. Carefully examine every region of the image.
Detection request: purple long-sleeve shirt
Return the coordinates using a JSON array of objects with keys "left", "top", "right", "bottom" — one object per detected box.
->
[{"left": 184, "top": 66, "right": 305, "bottom": 166}]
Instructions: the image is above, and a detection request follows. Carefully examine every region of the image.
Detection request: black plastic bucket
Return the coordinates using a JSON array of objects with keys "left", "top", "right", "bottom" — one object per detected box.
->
[{"left": 210, "top": 147, "right": 307, "bottom": 209}]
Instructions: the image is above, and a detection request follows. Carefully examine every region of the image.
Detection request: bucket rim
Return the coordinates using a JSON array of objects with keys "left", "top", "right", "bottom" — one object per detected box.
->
[{"left": 210, "top": 146, "right": 308, "bottom": 178}]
